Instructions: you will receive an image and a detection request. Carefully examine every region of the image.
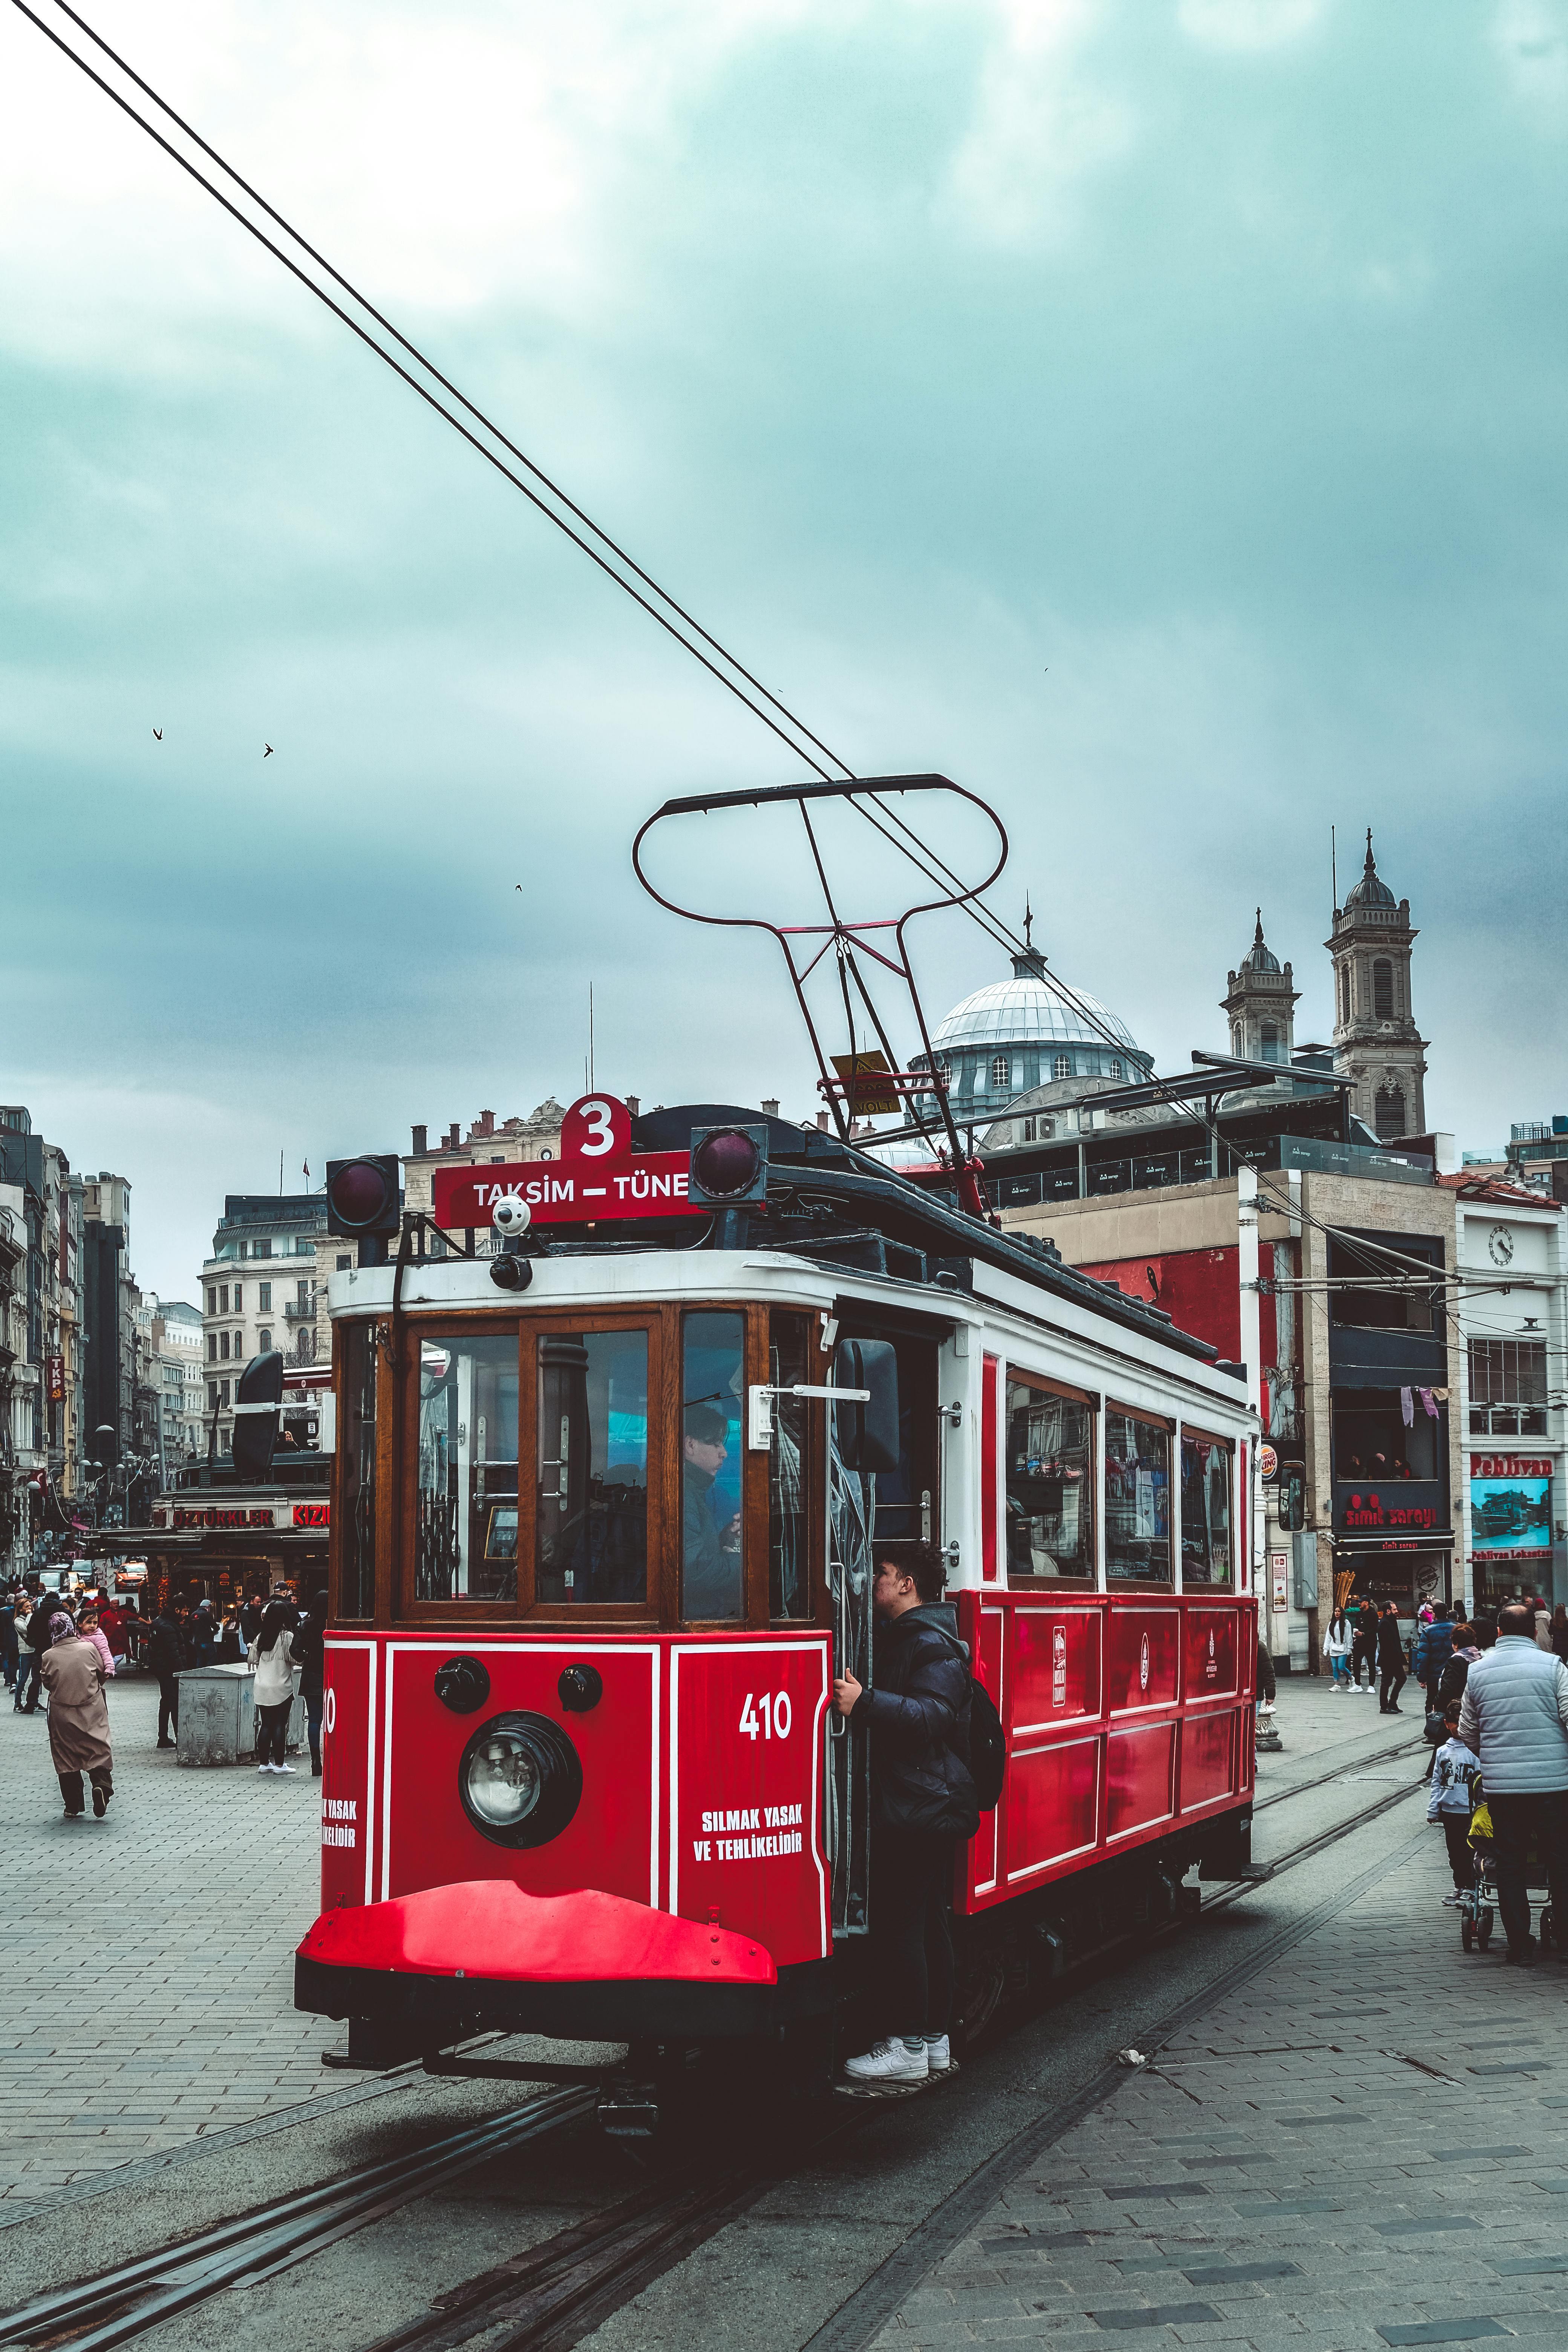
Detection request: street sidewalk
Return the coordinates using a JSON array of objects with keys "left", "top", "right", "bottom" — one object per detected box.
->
[{"left": 860, "top": 1771, "right": 1568, "bottom": 2347}]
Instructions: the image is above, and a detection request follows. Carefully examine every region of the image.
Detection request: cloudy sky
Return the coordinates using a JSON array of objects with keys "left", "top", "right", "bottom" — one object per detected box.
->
[{"left": 3, "top": 0, "right": 1565, "bottom": 1300}]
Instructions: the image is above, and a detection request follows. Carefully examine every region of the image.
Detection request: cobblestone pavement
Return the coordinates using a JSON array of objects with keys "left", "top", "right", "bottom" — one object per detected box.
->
[
  {"left": 0, "top": 1667, "right": 329, "bottom": 2203},
  {"left": 861, "top": 1801, "right": 1568, "bottom": 2348}
]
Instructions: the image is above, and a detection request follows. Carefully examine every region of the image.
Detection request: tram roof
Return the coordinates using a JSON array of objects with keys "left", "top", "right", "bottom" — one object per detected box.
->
[{"left": 372, "top": 1103, "right": 1244, "bottom": 1384}]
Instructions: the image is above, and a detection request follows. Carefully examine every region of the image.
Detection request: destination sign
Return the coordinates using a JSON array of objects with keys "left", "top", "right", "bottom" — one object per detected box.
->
[{"left": 430, "top": 1094, "right": 707, "bottom": 1230}]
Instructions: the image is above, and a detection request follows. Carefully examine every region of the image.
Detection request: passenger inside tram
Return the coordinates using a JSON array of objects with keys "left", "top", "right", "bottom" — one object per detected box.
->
[{"left": 681, "top": 1403, "right": 742, "bottom": 1617}]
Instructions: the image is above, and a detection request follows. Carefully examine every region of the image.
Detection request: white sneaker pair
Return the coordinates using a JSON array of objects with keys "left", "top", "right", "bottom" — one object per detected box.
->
[
  {"left": 256, "top": 1762, "right": 296, "bottom": 1775},
  {"left": 842, "top": 2038, "right": 929, "bottom": 2086}
]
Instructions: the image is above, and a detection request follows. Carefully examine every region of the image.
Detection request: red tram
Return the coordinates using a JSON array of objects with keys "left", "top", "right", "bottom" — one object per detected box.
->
[{"left": 294, "top": 1088, "right": 1258, "bottom": 2095}]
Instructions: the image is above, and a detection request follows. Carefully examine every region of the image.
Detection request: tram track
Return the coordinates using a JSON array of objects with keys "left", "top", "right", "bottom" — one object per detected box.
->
[
  {"left": 0, "top": 1764, "right": 1432, "bottom": 2352},
  {"left": 1251, "top": 1725, "right": 1428, "bottom": 1813}
]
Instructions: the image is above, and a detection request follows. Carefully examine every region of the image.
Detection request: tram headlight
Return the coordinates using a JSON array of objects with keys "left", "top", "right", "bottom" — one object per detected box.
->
[{"left": 457, "top": 1711, "right": 583, "bottom": 1849}]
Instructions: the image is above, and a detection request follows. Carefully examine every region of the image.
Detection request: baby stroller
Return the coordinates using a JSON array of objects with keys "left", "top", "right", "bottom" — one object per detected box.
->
[{"left": 1459, "top": 1788, "right": 1556, "bottom": 1955}]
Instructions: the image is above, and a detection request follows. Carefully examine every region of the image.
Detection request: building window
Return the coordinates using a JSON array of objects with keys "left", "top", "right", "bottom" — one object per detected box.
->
[
  {"left": 232, "top": 1283, "right": 242, "bottom": 1312},
  {"left": 1327, "top": 1233, "right": 1436, "bottom": 1331},
  {"left": 1374, "top": 959, "right": 1394, "bottom": 1020},
  {"left": 233, "top": 1336, "right": 243, "bottom": 1364},
  {"left": 220, "top": 1379, "right": 230, "bottom": 1407},
  {"left": 1260, "top": 1022, "right": 1279, "bottom": 1062},
  {"left": 1468, "top": 1338, "right": 1547, "bottom": 1437},
  {"left": 207, "top": 1333, "right": 217, "bottom": 1362},
  {"left": 208, "top": 1380, "right": 218, "bottom": 1410},
  {"left": 219, "top": 1284, "right": 229, "bottom": 1314},
  {"left": 259, "top": 1327, "right": 272, "bottom": 1353},
  {"left": 296, "top": 1279, "right": 311, "bottom": 1310},
  {"left": 253, "top": 1239, "right": 272, "bottom": 1259},
  {"left": 337, "top": 1254, "right": 352, "bottom": 1272},
  {"left": 1340, "top": 966, "right": 1351, "bottom": 1024},
  {"left": 1110, "top": 1058, "right": 1123, "bottom": 1080},
  {"left": 1375, "top": 1084, "right": 1406, "bottom": 1141},
  {"left": 991, "top": 1054, "right": 1011, "bottom": 1090},
  {"left": 258, "top": 1282, "right": 271, "bottom": 1311},
  {"left": 220, "top": 1331, "right": 230, "bottom": 1360},
  {"left": 933, "top": 1055, "right": 951, "bottom": 1089},
  {"left": 206, "top": 1287, "right": 216, "bottom": 1315},
  {"left": 1053, "top": 1053, "right": 1070, "bottom": 1081}
]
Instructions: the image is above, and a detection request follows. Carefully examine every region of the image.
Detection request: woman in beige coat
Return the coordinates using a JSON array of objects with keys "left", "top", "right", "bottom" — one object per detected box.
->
[{"left": 39, "top": 1612, "right": 113, "bottom": 1819}]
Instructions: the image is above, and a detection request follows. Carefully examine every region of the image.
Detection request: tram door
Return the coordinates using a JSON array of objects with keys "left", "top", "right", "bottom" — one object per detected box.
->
[{"left": 827, "top": 1323, "right": 940, "bottom": 1939}]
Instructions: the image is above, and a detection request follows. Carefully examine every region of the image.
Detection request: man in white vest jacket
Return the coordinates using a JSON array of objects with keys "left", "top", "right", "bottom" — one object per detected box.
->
[{"left": 1459, "top": 1601, "right": 1568, "bottom": 1965}]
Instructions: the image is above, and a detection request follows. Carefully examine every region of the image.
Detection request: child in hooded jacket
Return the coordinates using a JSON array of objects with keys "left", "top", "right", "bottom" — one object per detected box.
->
[{"left": 1428, "top": 1699, "right": 1481, "bottom": 1905}]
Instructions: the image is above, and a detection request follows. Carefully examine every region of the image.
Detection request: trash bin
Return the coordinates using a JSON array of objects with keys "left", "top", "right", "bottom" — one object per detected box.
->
[{"left": 175, "top": 1662, "right": 257, "bottom": 1766}]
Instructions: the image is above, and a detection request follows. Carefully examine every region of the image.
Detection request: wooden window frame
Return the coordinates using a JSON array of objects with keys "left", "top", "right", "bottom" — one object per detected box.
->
[
  {"left": 1002, "top": 1364, "right": 1098, "bottom": 1591},
  {"left": 1178, "top": 1423, "right": 1236, "bottom": 1591},
  {"left": 1103, "top": 1398, "right": 1176, "bottom": 1591},
  {"left": 765, "top": 1306, "right": 829, "bottom": 1628}
]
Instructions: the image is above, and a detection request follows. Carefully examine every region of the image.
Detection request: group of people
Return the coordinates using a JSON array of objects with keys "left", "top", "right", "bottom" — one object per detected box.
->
[
  {"left": 1323, "top": 1594, "right": 1568, "bottom": 1722},
  {"left": 3, "top": 1574, "right": 327, "bottom": 1818},
  {"left": 1425, "top": 1599, "right": 1568, "bottom": 1965}
]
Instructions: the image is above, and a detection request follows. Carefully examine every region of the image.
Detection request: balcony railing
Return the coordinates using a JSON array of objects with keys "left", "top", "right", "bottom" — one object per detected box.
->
[{"left": 282, "top": 1299, "right": 316, "bottom": 1321}]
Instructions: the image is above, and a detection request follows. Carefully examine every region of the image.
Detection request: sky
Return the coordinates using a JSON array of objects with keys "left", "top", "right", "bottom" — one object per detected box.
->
[{"left": 3, "top": 0, "right": 1566, "bottom": 1302}]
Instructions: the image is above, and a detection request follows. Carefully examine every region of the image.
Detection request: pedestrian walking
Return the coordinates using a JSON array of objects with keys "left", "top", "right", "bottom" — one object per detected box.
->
[
  {"left": 1551, "top": 1605, "right": 1568, "bottom": 1665},
  {"left": 191, "top": 1598, "right": 217, "bottom": 1668},
  {"left": 249, "top": 1600, "right": 299, "bottom": 1775},
  {"left": 147, "top": 1597, "right": 188, "bottom": 1749},
  {"left": 11, "top": 1594, "right": 40, "bottom": 1712},
  {"left": 0, "top": 1591, "right": 18, "bottom": 1694},
  {"left": 1413, "top": 1605, "right": 1455, "bottom": 1714},
  {"left": 1323, "top": 1607, "right": 1354, "bottom": 1692},
  {"left": 292, "top": 1587, "right": 327, "bottom": 1776},
  {"left": 239, "top": 1589, "right": 266, "bottom": 1646},
  {"left": 38, "top": 1612, "right": 114, "bottom": 1820},
  {"left": 1377, "top": 1602, "right": 1409, "bottom": 1713},
  {"left": 19, "top": 1588, "right": 69, "bottom": 1715},
  {"left": 96, "top": 1594, "right": 127, "bottom": 1668},
  {"left": 1439, "top": 1625, "right": 1481, "bottom": 1710},
  {"left": 1351, "top": 1598, "right": 1380, "bottom": 1695},
  {"left": 1458, "top": 1600, "right": 1568, "bottom": 1965},
  {"left": 832, "top": 1544, "right": 978, "bottom": 2088},
  {"left": 1427, "top": 1700, "right": 1481, "bottom": 1906}
]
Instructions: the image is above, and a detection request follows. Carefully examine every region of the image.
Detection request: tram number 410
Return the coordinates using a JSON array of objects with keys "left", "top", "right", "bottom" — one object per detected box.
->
[{"left": 739, "top": 1691, "right": 792, "bottom": 1741}]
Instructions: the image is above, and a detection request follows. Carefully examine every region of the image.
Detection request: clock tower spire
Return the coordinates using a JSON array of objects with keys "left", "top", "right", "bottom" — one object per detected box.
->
[{"left": 1326, "top": 831, "right": 1427, "bottom": 1139}]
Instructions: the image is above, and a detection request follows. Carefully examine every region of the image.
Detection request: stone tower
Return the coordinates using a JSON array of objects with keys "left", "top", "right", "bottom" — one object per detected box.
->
[
  {"left": 1326, "top": 832, "right": 1427, "bottom": 1141},
  {"left": 1221, "top": 911, "right": 1298, "bottom": 1065}
]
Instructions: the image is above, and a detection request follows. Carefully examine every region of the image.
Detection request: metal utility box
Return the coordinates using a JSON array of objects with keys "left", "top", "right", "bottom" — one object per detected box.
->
[
  {"left": 1292, "top": 1531, "right": 1319, "bottom": 1612},
  {"left": 175, "top": 1662, "right": 256, "bottom": 1765}
]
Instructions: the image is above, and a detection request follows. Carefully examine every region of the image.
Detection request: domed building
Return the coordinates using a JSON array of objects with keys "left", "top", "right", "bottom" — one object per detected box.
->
[{"left": 915, "top": 942, "right": 1152, "bottom": 1127}]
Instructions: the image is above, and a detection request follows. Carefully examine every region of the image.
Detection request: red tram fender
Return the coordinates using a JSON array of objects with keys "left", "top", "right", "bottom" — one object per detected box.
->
[
  {"left": 299, "top": 1880, "right": 776, "bottom": 1986},
  {"left": 294, "top": 1881, "right": 796, "bottom": 2044}
]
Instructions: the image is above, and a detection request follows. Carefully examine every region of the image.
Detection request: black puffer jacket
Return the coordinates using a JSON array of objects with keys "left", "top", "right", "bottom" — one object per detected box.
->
[{"left": 854, "top": 1602, "right": 978, "bottom": 1839}]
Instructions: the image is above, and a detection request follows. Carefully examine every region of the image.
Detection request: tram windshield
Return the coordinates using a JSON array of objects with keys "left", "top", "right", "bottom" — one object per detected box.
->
[
  {"left": 681, "top": 1311, "right": 745, "bottom": 1619},
  {"left": 536, "top": 1328, "right": 649, "bottom": 1604},
  {"left": 415, "top": 1335, "right": 519, "bottom": 1602}
]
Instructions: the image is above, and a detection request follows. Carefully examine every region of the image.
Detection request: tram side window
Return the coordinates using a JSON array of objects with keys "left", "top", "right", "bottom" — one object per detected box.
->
[
  {"left": 338, "top": 1321, "right": 376, "bottom": 1619},
  {"left": 1104, "top": 1408, "right": 1172, "bottom": 1585},
  {"left": 1179, "top": 1432, "right": 1233, "bottom": 1586},
  {"left": 535, "top": 1329, "right": 649, "bottom": 1605},
  {"left": 769, "top": 1312, "right": 813, "bottom": 1618},
  {"left": 1005, "top": 1377, "right": 1095, "bottom": 1585},
  {"left": 415, "top": 1335, "right": 519, "bottom": 1603},
  {"left": 682, "top": 1311, "right": 744, "bottom": 1620}
]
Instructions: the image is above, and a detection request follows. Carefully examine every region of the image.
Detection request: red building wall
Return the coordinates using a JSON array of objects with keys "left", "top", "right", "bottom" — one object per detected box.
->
[{"left": 1078, "top": 1244, "right": 1283, "bottom": 1431}]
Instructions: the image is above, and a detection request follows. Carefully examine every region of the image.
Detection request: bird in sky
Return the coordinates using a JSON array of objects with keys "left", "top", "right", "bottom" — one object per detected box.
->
[
  {"left": 263, "top": 742, "right": 274, "bottom": 757},
  {"left": 152, "top": 727, "right": 162, "bottom": 741}
]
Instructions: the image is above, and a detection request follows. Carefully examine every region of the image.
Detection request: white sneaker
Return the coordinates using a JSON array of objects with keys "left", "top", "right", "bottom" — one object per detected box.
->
[
  {"left": 1442, "top": 1892, "right": 1464, "bottom": 1907},
  {"left": 925, "top": 2034, "right": 954, "bottom": 2074},
  {"left": 256, "top": 1763, "right": 271, "bottom": 1773},
  {"left": 275, "top": 1763, "right": 296, "bottom": 1774},
  {"left": 842, "top": 2038, "right": 929, "bottom": 2086}
]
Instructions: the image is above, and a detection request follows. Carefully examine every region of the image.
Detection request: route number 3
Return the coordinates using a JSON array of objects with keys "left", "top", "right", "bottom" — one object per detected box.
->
[{"left": 739, "top": 1691, "right": 792, "bottom": 1741}]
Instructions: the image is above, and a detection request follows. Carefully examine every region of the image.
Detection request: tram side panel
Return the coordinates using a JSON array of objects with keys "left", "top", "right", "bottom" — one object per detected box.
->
[{"left": 320, "top": 1637, "right": 377, "bottom": 1911}]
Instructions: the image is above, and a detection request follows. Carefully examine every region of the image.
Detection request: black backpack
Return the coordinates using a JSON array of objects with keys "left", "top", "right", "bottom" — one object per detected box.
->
[{"left": 932, "top": 1630, "right": 1006, "bottom": 1813}]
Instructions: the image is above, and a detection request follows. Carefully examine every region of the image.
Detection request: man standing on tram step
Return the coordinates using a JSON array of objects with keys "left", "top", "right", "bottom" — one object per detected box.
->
[
  {"left": 680, "top": 1404, "right": 741, "bottom": 1620},
  {"left": 1459, "top": 1600, "right": 1568, "bottom": 1965},
  {"left": 831, "top": 1542, "right": 979, "bottom": 2089},
  {"left": 147, "top": 1597, "right": 189, "bottom": 1750},
  {"left": 1377, "top": 1602, "right": 1409, "bottom": 1713}
]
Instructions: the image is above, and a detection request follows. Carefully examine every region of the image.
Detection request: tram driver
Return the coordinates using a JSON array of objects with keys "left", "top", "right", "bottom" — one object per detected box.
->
[{"left": 682, "top": 1404, "right": 742, "bottom": 1618}]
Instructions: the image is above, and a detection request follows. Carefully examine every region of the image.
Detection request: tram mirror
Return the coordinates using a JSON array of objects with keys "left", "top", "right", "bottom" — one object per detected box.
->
[
  {"left": 833, "top": 1339, "right": 900, "bottom": 1472},
  {"left": 232, "top": 1350, "right": 284, "bottom": 1482}
]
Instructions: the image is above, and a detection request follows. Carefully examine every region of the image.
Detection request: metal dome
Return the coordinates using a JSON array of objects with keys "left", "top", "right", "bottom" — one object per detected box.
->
[
  {"left": 1344, "top": 831, "right": 1396, "bottom": 911},
  {"left": 930, "top": 969, "right": 1144, "bottom": 1059}
]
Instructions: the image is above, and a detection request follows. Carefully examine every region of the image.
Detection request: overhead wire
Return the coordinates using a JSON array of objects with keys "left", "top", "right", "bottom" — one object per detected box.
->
[{"left": 11, "top": 0, "right": 853, "bottom": 787}]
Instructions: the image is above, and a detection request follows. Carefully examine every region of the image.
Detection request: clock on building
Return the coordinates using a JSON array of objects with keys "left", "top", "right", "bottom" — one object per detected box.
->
[{"left": 1487, "top": 1224, "right": 1515, "bottom": 1268}]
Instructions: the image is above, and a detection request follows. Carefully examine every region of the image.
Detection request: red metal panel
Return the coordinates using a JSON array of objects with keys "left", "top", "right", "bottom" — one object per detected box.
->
[
  {"left": 969, "top": 1603, "right": 1005, "bottom": 1895},
  {"left": 1107, "top": 1721, "right": 1176, "bottom": 1839},
  {"left": 1106, "top": 1605, "right": 1180, "bottom": 1713},
  {"left": 320, "top": 1638, "right": 376, "bottom": 1909},
  {"left": 1179, "top": 1710, "right": 1234, "bottom": 1810},
  {"left": 1012, "top": 1604, "right": 1101, "bottom": 1731},
  {"left": 982, "top": 1355, "right": 1000, "bottom": 1582},
  {"left": 300, "top": 1881, "right": 778, "bottom": 1985},
  {"left": 670, "top": 1639, "right": 831, "bottom": 1967},
  {"left": 1183, "top": 1607, "right": 1238, "bottom": 1703},
  {"left": 1005, "top": 1735, "right": 1100, "bottom": 1882},
  {"left": 384, "top": 1640, "right": 659, "bottom": 1911}
]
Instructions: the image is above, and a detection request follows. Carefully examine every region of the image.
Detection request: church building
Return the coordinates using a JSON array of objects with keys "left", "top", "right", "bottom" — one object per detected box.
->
[{"left": 1327, "top": 833, "right": 1428, "bottom": 1141}]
